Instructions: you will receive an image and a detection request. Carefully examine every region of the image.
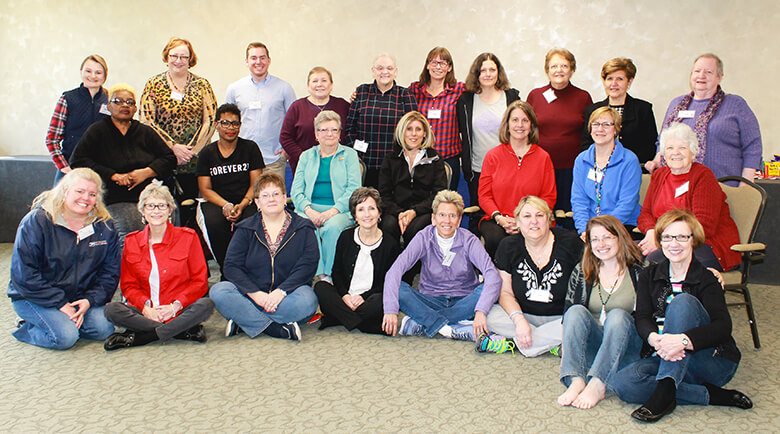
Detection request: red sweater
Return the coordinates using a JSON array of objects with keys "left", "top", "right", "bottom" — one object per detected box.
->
[
  {"left": 638, "top": 163, "right": 740, "bottom": 270},
  {"left": 526, "top": 83, "right": 592, "bottom": 169},
  {"left": 478, "top": 143, "right": 556, "bottom": 220},
  {"left": 120, "top": 223, "right": 208, "bottom": 319}
]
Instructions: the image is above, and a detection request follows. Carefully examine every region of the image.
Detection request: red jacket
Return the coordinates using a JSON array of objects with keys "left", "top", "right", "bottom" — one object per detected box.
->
[
  {"left": 120, "top": 223, "right": 208, "bottom": 317},
  {"left": 478, "top": 143, "right": 557, "bottom": 220},
  {"left": 638, "top": 163, "right": 740, "bottom": 270}
]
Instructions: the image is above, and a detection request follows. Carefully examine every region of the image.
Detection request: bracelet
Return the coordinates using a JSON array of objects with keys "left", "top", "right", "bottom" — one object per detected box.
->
[
  {"left": 508, "top": 310, "right": 522, "bottom": 319},
  {"left": 222, "top": 202, "right": 234, "bottom": 210}
]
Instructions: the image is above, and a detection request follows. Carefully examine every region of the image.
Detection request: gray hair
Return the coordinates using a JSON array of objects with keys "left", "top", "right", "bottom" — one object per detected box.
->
[
  {"left": 694, "top": 53, "right": 724, "bottom": 76},
  {"left": 372, "top": 53, "right": 397, "bottom": 67},
  {"left": 659, "top": 123, "right": 700, "bottom": 155},
  {"left": 137, "top": 181, "right": 176, "bottom": 215},
  {"left": 313, "top": 110, "right": 342, "bottom": 131}
]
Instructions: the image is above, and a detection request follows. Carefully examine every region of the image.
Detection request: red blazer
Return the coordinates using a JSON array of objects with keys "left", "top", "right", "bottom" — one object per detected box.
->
[
  {"left": 478, "top": 143, "right": 556, "bottom": 221},
  {"left": 638, "top": 163, "right": 740, "bottom": 270},
  {"left": 120, "top": 223, "right": 208, "bottom": 316}
]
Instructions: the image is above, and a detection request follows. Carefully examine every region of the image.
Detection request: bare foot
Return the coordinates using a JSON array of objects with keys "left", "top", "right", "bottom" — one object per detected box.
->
[
  {"left": 558, "top": 377, "right": 586, "bottom": 406},
  {"left": 572, "top": 378, "right": 607, "bottom": 409}
]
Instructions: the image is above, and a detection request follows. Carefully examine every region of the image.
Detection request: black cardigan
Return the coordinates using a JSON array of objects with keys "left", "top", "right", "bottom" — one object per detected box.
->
[
  {"left": 378, "top": 147, "right": 447, "bottom": 217},
  {"left": 331, "top": 227, "right": 401, "bottom": 300},
  {"left": 456, "top": 89, "right": 521, "bottom": 182},
  {"left": 581, "top": 93, "right": 658, "bottom": 166},
  {"left": 635, "top": 257, "right": 740, "bottom": 363}
]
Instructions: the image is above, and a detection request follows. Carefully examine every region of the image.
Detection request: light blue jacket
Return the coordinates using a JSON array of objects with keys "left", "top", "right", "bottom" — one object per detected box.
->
[
  {"left": 291, "top": 144, "right": 362, "bottom": 215},
  {"left": 571, "top": 141, "right": 642, "bottom": 234}
]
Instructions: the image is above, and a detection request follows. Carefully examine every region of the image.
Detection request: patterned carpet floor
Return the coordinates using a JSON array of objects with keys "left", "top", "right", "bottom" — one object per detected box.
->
[{"left": 0, "top": 243, "right": 777, "bottom": 432}]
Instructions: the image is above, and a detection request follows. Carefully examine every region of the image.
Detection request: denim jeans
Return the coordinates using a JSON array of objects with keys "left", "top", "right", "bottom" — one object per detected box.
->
[
  {"left": 398, "top": 281, "right": 482, "bottom": 338},
  {"left": 560, "top": 305, "right": 643, "bottom": 391},
  {"left": 612, "top": 293, "right": 738, "bottom": 405},
  {"left": 12, "top": 300, "right": 114, "bottom": 350},
  {"left": 209, "top": 282, "right": 318, "bottom": 338}
]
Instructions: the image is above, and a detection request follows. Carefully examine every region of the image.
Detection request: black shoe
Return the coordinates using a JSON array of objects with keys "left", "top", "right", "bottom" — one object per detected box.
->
[
  {"left": 631, "top": 399, "right": 676, "bottom": 423},
  {"left": 225, "top": 320, "right": 243, "bottom": 337},
  {"left": 104, "top": 331, "right": 135, "bottom": 351},
  {"left": 717, "top": 390, "right": 753, "bottom": 409},
  {"left": 175, "top": 324, "right": 207, "bottom": 343},
  {"left": 263, "top": 322, "right": 301, "bottom": 341}
]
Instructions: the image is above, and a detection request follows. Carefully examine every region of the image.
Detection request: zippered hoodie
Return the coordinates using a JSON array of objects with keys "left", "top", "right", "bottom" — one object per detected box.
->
[
  {"left": 223, "top": 211, "right": 319, "bottom": 295},
  {"left": 8, "top": 208, "right": 119, "bottom": 309}
]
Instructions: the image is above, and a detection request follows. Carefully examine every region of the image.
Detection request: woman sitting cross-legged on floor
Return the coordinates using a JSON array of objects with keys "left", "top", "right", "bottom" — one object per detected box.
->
[
  {"left": 381, "top": 190, "right": 501, "bottom": 342},
  {"left": 314, "top": 187, "right": 401, "bottom": 334},
  {"left": 103, "top": 183, "right": 214, "bottom": 350},
  {"left": 612, "top": 209, "right": 752, "bottom": 423},
  {"left": 557, "top": 215, "right": 644, "bottom": 409},
  {"left": 8, "top": 168, "right": 119, "bottom": 350},
  {"left": 209, "top": 173, "right": 319, "bottom": 341}
]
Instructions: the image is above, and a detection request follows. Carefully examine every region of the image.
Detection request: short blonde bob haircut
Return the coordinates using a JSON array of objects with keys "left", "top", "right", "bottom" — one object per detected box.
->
[
  {"left": 513, "top": 195, "right": 554, "bottom": 226},
  {"left": 109, "top": 83, "right": 137, "bottom": 100},
  {"left": 394, "top": 111, "right": 435, "bottom": 151},
  {"left": 32, "top": 167, "right": 111, "bottom": 224},
  {"left": 654, "top": 209, "right": 706, "bottom": 249},
  {"left": 432, "top": 190, "right": 465, "bottom": 217},
  {"left": 587, "top": 106, "right": 623, "bottom": 136},
  {"left": 162, "top": 37, "right": 197, "bottom": 67}
]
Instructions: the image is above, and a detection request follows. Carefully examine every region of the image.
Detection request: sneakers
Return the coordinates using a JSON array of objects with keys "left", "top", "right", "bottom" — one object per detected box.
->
[
  {"left": 307, "top": 313, "right": 323, "bottom": 325},
  {"left": 549, "top": 345, "right": 562, "bottom": 357},
  {"left": 282, "top": 322, "right": 301, "bottom": 341},
  {"left": 399, "top": 316, "right": 426, "bottom": 336},
  {"left": 450, "top": 327, "right": 474, "bottom": 342},
  {"left": 475, "top": 333, "right": 515, "bottom": 354},
  {"left": 225, "top": 319, "right": 243, "bottom": 337},
  {"left": 15, "top": 317, "right": 25, "bottom": 329},
  {"left": 263, "top": 322, "right": 301, "bottom": 341}
]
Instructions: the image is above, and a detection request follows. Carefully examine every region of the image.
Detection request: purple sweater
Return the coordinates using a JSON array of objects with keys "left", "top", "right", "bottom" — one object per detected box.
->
[
  {"left": 658, "top": 94, "right": 762, "bottom": 179},
  {"left": 383, "top": 225, "right": 501, "bottom": 315}
]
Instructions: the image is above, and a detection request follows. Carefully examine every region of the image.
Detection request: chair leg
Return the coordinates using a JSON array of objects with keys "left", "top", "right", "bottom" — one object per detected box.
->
[{"left": 741, "top": 284, "right": 761, "bottom": 350}]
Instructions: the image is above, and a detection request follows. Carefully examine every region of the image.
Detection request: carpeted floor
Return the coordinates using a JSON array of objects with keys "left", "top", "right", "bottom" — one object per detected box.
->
[{"left": 0, "top": 242, "right": 777, "bottom": 432}]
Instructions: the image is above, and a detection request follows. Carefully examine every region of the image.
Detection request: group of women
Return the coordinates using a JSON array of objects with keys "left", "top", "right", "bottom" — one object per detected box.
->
[{"left": 16, "top": 40, "right": 761, "bottom": 422}]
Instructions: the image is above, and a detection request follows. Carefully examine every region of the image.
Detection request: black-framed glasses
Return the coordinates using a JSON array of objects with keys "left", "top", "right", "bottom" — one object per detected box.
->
[
  {"left": 660, "top": 234, "right": 693, "bottom": 243},
  {"left": 217, "top": 120, "right": 241, "bottom": 128},
  {"left": 590, "top": 121, "right": 615, "bottom": 128},
  {"left": 144, "top": 203, "right": 169, "bottom": 211},
  {"left": 110, "top": 98, "right": 136, "bottom": 106}
]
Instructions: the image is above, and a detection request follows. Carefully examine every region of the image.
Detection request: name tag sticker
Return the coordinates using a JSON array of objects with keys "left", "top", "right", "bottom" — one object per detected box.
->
[
  {"left": 527, "top": 288, "right": 552, "bottom": 303},
  {"left": 543, "top": 88, "right": 557, "bottom": 103},
  {"left": 170, "top": 91, "right": 184, "bottom": 102},
  {"left": 678, "top": 110, "right": 695, "bottom": 119},
  {"left": 77, "top": 224, "right": 95, "bottom": 241},
  {"left": 427, "top": 109, "right": 442, "bottom": 119},
  {"left": 99, "top": 104, "right": 110, "bottom": 115},
  {"left": 442, "top": 251, "right": 456, "bottom": 267},
  {"left": 248, "top": 101, "right": 262, "bottom": 110},
  {"left": 353, "top": 139, "right": 369, "bottom": 153},
  {"left": 587, "top": 168, "right": 604, "bottom": 183},
  {"left": 675, "top": 181, "right": 690, "bottom": 197}
]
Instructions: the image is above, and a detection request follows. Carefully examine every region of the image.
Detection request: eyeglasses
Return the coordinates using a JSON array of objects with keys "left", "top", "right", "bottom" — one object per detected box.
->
[
  {"left": 217, "top": 120, "right": 241, "bottom": 128},
  {"left": 317, "top": 128, "right": 340, "bottom": 135},
  {"left": 660, "top": 234, "right": 693, "bottom": 243},
  {"left": 590, "top": 235, "right": 616, "bottom": 244},
  {"left": 168, "top": 54, "right": 190, "bottom": 62},
  {"left": 144, "top": 203, "right": 169, "bottom": 211},
  {"left": 373, "top": 65, "right": 396, "bottom": 72},
  {"left": 429, "top": 60, "right": 448, "bottom": 68},
  {"left": 590, "top": 121, "right": 615, "bottom": 128},
  {"left": 258, "top": 191, "right": 284, "bottom": 201},
  {"left": 110, "top": 98, "right": 136, "bottom": 106}
]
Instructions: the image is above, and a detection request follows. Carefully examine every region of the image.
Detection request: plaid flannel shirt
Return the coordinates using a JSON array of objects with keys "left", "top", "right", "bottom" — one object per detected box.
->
[
  {"left": 408, "top": 81, "right": 465, "bottom": 159},
  {"left": 45, "top": 95, "right": 69, "bottom": 170}
]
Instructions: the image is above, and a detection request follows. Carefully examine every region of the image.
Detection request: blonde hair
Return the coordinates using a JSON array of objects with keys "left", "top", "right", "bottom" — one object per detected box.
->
[
  {"left": 308, "top": 66, "right": 333, "bottom": 83},
  {"left": 513, "top": 195, "right": 554, "bottom": 225},
  {"left": 432, "top": 190, "right": 465, "bottom": 216},
  {"left": 587, "top": 106, "right": 622, "bottom": 135},
  {"left": 80, "top": 54, "right": 108, "bottom": 77},
  {"left": 32, "top": 168, "right": 111, "bottom": 224},
  {"left": 655, "top": 209, "right": 706, "bottom": 249},
  {"left": 109, "top": 83, "right": 137, "bottom": 100},
  {"left": 137, "top": 182, "right": 176, "bottom": 215},
  {"left": 394, "top": 111, "right": 434, "bottom": 151}
]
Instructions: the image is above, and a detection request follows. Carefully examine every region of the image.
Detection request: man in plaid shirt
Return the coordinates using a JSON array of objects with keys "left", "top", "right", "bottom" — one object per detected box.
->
[{"left": 345, "top": 54, "right": 417, "bottom": 188}]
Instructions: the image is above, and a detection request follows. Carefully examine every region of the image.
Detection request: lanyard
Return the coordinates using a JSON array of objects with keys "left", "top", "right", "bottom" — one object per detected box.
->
[{"left": 594, "top": 145, "right": 616, "bottom": 215}]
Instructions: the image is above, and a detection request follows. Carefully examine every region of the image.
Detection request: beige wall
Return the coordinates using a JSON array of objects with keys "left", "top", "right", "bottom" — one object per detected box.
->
[{"left": 2, "top": 0, "right": 777, "bottom": 161}]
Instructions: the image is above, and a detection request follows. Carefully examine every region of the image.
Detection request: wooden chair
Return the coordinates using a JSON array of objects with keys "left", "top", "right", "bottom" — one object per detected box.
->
[{"left": 718, "top": 176, "right": 767, "bottom": 350}]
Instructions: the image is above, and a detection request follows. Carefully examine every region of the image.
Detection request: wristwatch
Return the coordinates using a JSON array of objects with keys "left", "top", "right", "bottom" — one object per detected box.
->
[{"left": 681, "top": 336, "right": 689, "bottom": 347}]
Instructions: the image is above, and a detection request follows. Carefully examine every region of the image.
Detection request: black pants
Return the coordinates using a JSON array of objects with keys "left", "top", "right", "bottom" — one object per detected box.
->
[
  {"left": 104, "top": 299, "right": 215, "bottom": 341},
  {"left": 200, "top": 201, "right": 257, "bottom": 274},
  {"left": 364, "top": 168, "right": 380, "bottom": 190},
  {"left": 479, "top": 219, "right": 509, "bottom": 259},
  {"left": 173, "top": 173, "right": 199, "bottom": 229},
  {"left": 466, "top": 171, "right": 484, "bottom": 236},
  {"left": 313, "top": 281, "right": 384, "bottom": 334},
  {"left": 382, "top": 212, "right": 431, "bottom": 247}
]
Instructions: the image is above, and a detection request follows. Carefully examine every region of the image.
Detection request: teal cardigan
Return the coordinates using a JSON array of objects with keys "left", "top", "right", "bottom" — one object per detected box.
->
[{"left": 291, "top": 144, "right": 362, "bottom": 215}]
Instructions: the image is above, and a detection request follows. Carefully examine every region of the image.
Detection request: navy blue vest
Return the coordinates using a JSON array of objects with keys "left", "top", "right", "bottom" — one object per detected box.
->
[{"left": 62, "top": 84, "right": 109, "bottom": 160}]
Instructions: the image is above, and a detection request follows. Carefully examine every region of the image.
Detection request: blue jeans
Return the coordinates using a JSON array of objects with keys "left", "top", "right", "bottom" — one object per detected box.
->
[
  {"left": 611, "top": 293, "right": 738, "bottom": 405},
  {"left": 398, "top": 281, "right": 482, "bottom": 338},
  {"left": 560, "top": 305, "right": 643, "bottom": 391},
  {"left": 12, "top": 300, "right": 114, "bottom": 350},
  {"left": 209, "top": 282, "right": 318, "bottom": 338}
]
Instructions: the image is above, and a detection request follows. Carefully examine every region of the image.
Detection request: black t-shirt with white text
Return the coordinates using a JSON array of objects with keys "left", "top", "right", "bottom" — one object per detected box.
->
[{"left": 196, "top": 138, "right": 264, "bottom": 204}]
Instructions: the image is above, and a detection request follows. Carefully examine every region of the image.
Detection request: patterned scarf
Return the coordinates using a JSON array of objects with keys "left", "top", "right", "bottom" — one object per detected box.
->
[{"left": 662, "top": 85, "right": 725, "bottom": 163}]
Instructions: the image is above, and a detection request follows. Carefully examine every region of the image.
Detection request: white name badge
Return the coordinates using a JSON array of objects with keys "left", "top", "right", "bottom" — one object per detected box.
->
[
  {"left": 427, "top": 109, "right": 442, "bottom": 120},
  {"left": 170, "top": 91, "right": 184, "bottom": 102},
  {"left": 678, "top": 110, "right": 695, "bottom": 119},
  {"left": 248, "top": 101, "right": 262, "bottom": 110},
  {"left": 587, "top": 168, "right": 604, "bottom": 183},
  {"left": 99, "top": 104, "right": 110, "bottom": 115},
  {"left": 442, "top": 251, "right": 456, "bottom": 267},
  {"left": 353, "top": 139, "right": 369, "bottom": 153},
  {"left": 528, "top": 288, "right": 552, "bottom": 303},
  {"left": 675, "top": 181, "right": 690, "bottom": 198},
  {"left": 543, "top": 88, "right": 557, "bottom": 103},
  {"left": 77, "top": 224, "right": 95, "bottom": 242}
]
